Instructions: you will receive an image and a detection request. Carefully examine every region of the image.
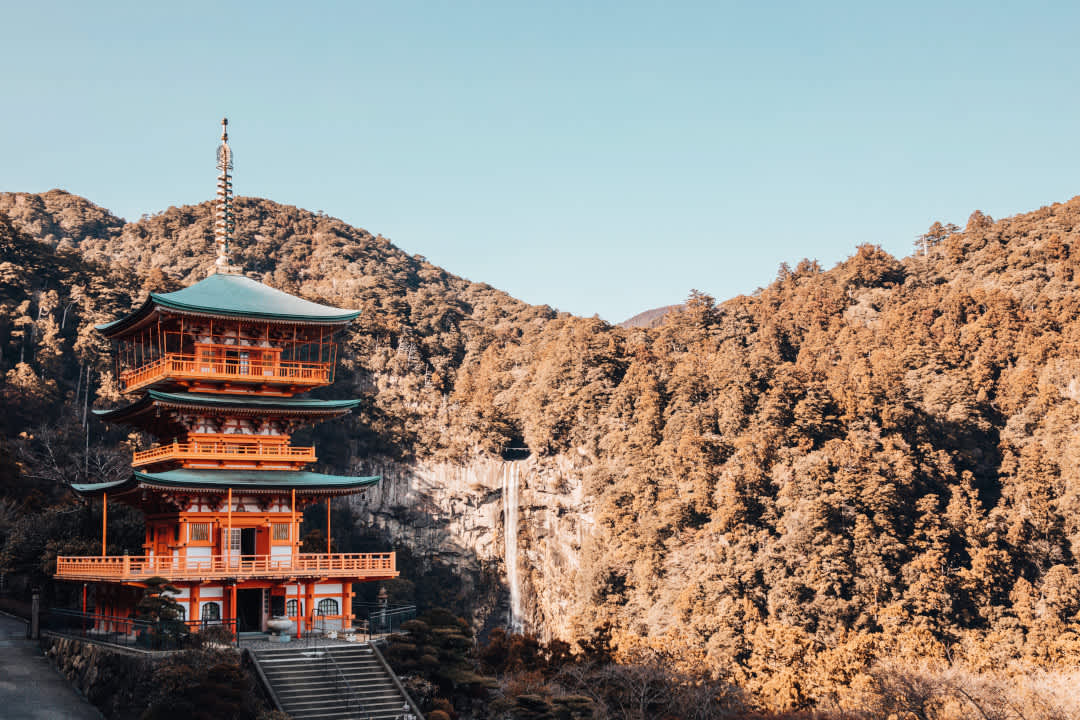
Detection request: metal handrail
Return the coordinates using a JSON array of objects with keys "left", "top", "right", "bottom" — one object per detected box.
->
[
  {"left": 244, "top": 649, "right": 285, "bottom": 712},
  {"left": 355, "top": 603, "right": 417, "bottom": 635},
  {"left": 323, "top": 644, "right": 371, "bottom": 719},
  {"left": 369, "top": 639, "right": 425, "bottom": 719}
]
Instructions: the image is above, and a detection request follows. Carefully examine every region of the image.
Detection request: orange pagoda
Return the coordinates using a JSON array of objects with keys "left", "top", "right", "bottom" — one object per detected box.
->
[{"left": 54, "top": 119, "right": 396, "bottom": 637}]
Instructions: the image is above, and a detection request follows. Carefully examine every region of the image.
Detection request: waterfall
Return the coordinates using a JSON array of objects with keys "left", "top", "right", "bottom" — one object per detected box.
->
[{"left": 503, "top": 463, "right": 523, "bottom": 633}]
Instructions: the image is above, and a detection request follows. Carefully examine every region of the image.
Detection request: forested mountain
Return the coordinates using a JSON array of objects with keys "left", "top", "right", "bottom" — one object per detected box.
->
[{"left": 1, "top": 189, "right": 1078, "bottom": 718}]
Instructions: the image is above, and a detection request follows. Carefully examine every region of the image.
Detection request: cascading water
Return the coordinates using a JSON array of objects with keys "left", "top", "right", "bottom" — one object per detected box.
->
[{"left": 503, "top": 463, "right": 523, "bottom": 632}]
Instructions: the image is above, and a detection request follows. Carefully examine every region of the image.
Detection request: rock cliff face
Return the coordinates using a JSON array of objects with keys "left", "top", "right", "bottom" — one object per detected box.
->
[{"left": 349, "top": 455, "right": 594, "bottom": 639}]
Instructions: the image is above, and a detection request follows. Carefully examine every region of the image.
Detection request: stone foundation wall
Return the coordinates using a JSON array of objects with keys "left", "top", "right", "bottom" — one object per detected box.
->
[
  {"left": 41, "top": 633, "right": 273, "bottom": 719},
  {"left": 41, "top": 634, "right": 154, "bottom": 718}
]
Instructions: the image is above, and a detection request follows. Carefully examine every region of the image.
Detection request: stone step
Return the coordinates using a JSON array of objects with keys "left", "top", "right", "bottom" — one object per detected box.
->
[
  {"left": 263, "top": 671, "right": 389, "bottom": 686},
  {"left": 283, "top": 700, "right": 406, "bottom": 718},
  {"left": 255, "top": 645, "right": 374, "bottom": 656},
  {"left": 263, "top": 662, "right": 384, "bottom": 674},
  {"left": 251, "top": 642, "right": 418, "bottom": 720},
  {"left": 258, "top": 658, "right": 379, "bottom": 669},
  {"left": 274, "top": 677, "right": 397, "bottom": 690},
  {"left": 259, "top": 656, "right": 382, "bottom": 669},
  {"left": 286, "top": 696, "right": 405, "bottom": 709},
  {"left": 278, "top": 686, "right": 400, "bottom": 700},
  {"left": 277, "top": 685, "right": 397, "bottom": 695},
  {"left": 260, "top": 660, "right": 383, "bottom": 672},
  {"left": 291, "top": 710, "right": 408, "bottom": 720},
  {"left": 255, "top": 648, "right": 376, "bottom": 659},
  {"left": 262, "top": 663, "right": 384, "bottom": 675}
]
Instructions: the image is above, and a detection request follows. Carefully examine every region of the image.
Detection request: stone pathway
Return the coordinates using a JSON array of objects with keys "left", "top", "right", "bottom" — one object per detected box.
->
[{"left": 0, "top": 614, "right": 102, "bottom": 719}]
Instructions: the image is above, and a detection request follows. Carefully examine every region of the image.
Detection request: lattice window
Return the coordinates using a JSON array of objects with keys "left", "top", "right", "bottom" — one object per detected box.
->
[
  {"left": 189, "top": 523, "right": 211, "bottom": 542},
  {"left": 222, "top": 528, "right": 241, "bottom": 553},
  {"left": 286, "top": 599, "right": 299, "bottom": 617},
  {"left": 272, "top": 523, "right": 291, "bottom": 542},
  {"left": 201, "top": 602, "right": 220, "bottom": 622},
  {"left": 317, "top": 598, "right": 339, "bottom": 617}
]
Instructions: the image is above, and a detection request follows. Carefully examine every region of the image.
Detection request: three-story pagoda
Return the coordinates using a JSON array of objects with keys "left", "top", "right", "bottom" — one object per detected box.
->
[{"left": 54, "top": 120, "right": 395, "bottom": 636}]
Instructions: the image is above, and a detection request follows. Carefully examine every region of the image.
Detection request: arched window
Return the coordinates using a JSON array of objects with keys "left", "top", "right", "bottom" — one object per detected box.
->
[
  {"left": 317, "top": 598, "right": 339, "bottom": 617},
  {"left": 286, "top": 599, "right": 299, "bottom": 617},
  {"left": 176, "top": 605, "right": 186, "bottom": 622},
  {"left": 201, "top": 602, "right": 220, "bottom": 623}
]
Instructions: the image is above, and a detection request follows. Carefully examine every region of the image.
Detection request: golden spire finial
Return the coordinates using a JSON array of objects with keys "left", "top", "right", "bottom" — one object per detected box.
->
[{"left": 213, "top": 117, "right": 240, "bottom": 275}]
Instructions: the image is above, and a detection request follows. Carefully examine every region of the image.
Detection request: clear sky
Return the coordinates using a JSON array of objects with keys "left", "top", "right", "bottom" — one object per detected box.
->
[{"left": 2, "top": 1, "right": 1079, "bottom": 323}]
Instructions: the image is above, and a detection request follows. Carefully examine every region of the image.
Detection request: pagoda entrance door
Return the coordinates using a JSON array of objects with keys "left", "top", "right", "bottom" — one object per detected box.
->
[
  {"left": 241, "top": 528, "right": 256, "bottom": 556},
  {"left": 154, "top": 527, "right": 170, "bottom": 558},
  {"left": 237, "top": 588, "right": 263, "bottom": 632}
]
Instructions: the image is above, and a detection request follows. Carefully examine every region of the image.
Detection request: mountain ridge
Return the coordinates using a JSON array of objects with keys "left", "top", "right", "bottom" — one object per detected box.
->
[{"left": 2, "top": 189, "right": 1080, "bottom": 716}]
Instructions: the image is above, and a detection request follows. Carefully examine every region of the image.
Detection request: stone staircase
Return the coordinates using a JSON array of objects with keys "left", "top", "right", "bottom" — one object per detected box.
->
[{"left": 251, "top": 643, "right": 420, "bottom": 720}]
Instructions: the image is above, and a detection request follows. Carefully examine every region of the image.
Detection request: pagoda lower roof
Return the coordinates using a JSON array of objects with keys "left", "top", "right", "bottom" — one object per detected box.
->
[
  {"left": 93, "top": 390, "right": 360, "bottom": 431},
  {"left": 96, "top": 272, "right": 360, "bottom": 337},
  {"left": 71, "top": 469, "right": 380, "bottom": 497}
]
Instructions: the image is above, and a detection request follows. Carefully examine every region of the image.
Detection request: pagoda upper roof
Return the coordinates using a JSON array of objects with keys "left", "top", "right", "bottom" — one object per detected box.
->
[
  {"left": 97, "top": 272, "right": 360, "bottom": 337},
  {"left": 71, "top": 469, "right": 380, "bottom": 497},
  {"left": 93, "top": 390, "right": 361, "bottom": 435}
]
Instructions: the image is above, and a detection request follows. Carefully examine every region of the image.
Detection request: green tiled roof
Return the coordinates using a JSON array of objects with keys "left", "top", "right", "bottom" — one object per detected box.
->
[
  {"left": 97, "top": 273, "right": 359, "bottom": 335},
  {"left": 144, "top": 390, "right": 361, "bottom": 410},
  {"left": 92, "top": 390, "right": 360, "bottom": 416},
  {"left": 72, "top": 469, "right": 380, "bottom": 496}
]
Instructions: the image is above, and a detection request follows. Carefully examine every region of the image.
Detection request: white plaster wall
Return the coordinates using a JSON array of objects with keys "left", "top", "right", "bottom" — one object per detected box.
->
[{"left": 186, "top": 546, "right": 211, "bottom": 566}]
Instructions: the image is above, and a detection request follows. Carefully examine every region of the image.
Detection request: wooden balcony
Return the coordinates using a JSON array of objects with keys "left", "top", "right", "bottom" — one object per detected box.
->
[
  {"left": 120, "top": 353, "right": 333, "bottom": 394},
  {"left": 56, "top": 552, "right": 397, "bottom": 583},
  {"left": 132, "top": 438, "right": 317, "bottom": 470}
]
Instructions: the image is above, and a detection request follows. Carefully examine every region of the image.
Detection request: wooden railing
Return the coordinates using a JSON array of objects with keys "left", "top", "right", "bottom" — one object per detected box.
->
[
  {"left": 56, "top": 552, "right": 397, "bottom": 582},
  {"left": 132, "top": 439, "right": 316, "bottom": 468},
  {"left": 119, "top": 353, "right": 333, "bottom": 393}
]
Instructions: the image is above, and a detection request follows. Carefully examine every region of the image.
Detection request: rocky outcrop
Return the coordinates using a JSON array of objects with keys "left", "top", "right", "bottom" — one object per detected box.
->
[{"left": 349, "top": 455, "right": 594, "bottom": 640}]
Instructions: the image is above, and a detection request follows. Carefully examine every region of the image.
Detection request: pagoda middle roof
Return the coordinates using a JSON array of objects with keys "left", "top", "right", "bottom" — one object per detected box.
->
[
  {"left": 97, "top": 272, "right": 360, "bottom": 336},
  {"left": 71, "top": 469, "right": 380, "bottom": 497},
  {"left": 93, "top": 390, "right": 360, "bottom": 432}
]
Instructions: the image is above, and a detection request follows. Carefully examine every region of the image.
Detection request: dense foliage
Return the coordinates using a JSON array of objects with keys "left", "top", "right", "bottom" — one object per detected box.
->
[{"left": 2, "top": 189, "right": 1080, "bottom": 717}]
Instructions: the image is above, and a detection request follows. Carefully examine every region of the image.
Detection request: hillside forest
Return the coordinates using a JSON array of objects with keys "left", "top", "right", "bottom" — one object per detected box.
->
[{"left": 0, "top": 189, "right": 1079, "bottom": 719}]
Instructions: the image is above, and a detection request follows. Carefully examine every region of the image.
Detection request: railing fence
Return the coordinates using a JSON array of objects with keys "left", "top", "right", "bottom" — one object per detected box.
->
[
  {"left": 56, "top": 552, "right": 396, "bottom": 581},
  {"left": 121, "top": 353, "right": 333, "bottom": 391},
  {"left": 353, "top": 602, "right": 417, "bottom": 636},
  {"left": 43, "top": 608, "right": 237, "bottom": 651}
]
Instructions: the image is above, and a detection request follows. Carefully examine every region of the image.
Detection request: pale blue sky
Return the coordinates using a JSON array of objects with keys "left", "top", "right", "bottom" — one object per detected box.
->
[{"left": 2, "top": 1, "right": 1079, "bottom": 322}]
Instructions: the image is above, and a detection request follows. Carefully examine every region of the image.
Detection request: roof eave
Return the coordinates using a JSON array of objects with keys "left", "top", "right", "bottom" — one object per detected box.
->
[
  {"left": 133, "top": 470, "right": 381, "bottom": 494},
  {"left": 95, "top": 301, "right": 158, "bottom": 338},
  {"left": 72, "top": 472, "right": 381, "bottom": 497},
  {"left": 153, "top": 297, "right": 360, "bottom": 325}
]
